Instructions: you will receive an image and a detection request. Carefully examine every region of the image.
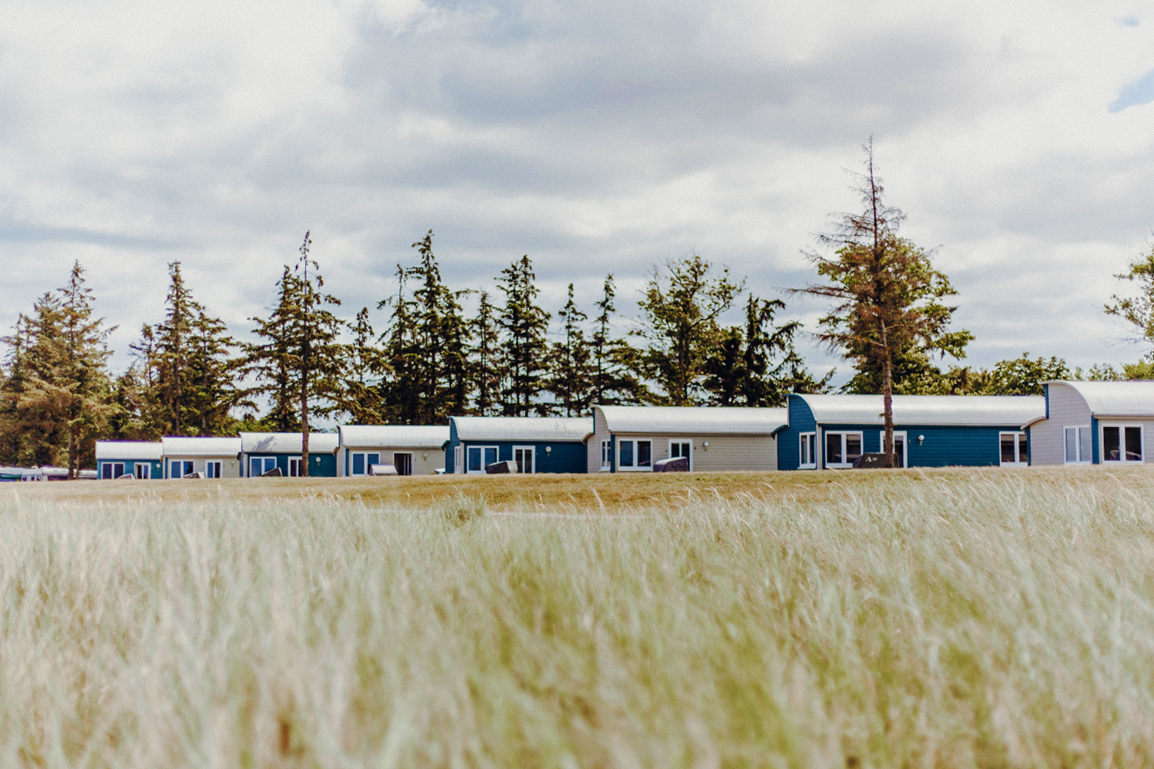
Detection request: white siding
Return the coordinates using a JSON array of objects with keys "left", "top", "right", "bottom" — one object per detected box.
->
[
  {"left": 612, "top": 433, "right": 776, "bottom": 472},
  {"left": 1032, "top": 384, "right": 1091, "bottom": 465},
  {"left": 588, "top": 409, "right": 611, "bottom": 474},
  {"left": 165, "top": 455, "right": 242, "bottom": 478},
  {"left": 341, "top": 446, "right": 446, "bottom": 476}
]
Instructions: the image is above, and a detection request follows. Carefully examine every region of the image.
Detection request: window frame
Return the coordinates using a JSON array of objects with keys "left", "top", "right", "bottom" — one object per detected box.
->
[
  {"left": 668, "top": 439, "right": 693, "bottom": 470},
  {"left": 393, "top": 452, "right": 414, "bottom": 476},
  {"left": 250, "top": 456, "right": 277, "bottom": 477},
  {"left": 288, "top": 457, "right": 303, "bottom": 477},
  {"left": 999, "top": 431, "right": 1028, "bottom": 467},
  {"left": 1064, "top": 425, "right": 1092, "bottom": 464},
  {"left": 877, "top": 430, "right": 908, "bottom": 468},
  {"left": 349, "top": 451, "right": 381, "bottom": 477},
  {"left": 466, "top": 445, "right": 499, "bottom": 474},
  {"left": 205, "top": 461, "right": 223, "bottom": 479},
  {"left": 599, "top": 440, "right": 611, "bottom": 472},
  {"left": 824, "top": 431, "right": 864, "bottom": 469},
  {"left": 1100, "top": 423, "right": 1144, "bottom": 464},
  {"left": 454, "top": 445, "right": 463, "bottom": 474},
  {"left": 617, "top": 439, "right": 653, "bottom": 471},
  {"left": 134, "top": 462, "right": 152, "bottom": 480},
  {"left": 513, "top": 446, "right": 535, "bottom": 474},
  {"left": 170, "top": 460, "right": 194, "bottom": 479},
  {"left": 101, "top": 462, "right": 125, "bottom": 480},
  {"left": 799, "top": 432, "right": 817, "bottom": 469}
]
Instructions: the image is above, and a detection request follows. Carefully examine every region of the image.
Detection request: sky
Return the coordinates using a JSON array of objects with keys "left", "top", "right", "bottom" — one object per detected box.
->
[{"left": 1, "top": 0, "right": 1153, "bottom": 384}]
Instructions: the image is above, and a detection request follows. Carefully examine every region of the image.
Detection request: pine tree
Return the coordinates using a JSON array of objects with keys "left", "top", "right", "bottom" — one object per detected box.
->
[
  {"left": 547, "top": 284, "right": 594, "bottom": 416},
  {"left": 334, "top": 307, "right": 388, "bottom": 424},
  {"left": 247, "top": 267, "right": 299, "bottom": 432},
  {"left": 379, "top": 266, "right": 421, "bottom": 424},
  {"left": 496, "top": 255, "right": 551, "bottom": 416},
  {"left": 635, "top": 254, "right": 742, "bottom": 406},
  {"left": 469, "top": 291, "right": 501, "bottom": 416},
  {"left": 589, "top": 275, "right": 647, "bottom": 406}
]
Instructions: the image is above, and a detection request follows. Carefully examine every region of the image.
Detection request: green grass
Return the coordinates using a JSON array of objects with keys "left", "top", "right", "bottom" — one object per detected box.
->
[{"left": 4, "top": 468, "right": 1154, "bottom": 766}]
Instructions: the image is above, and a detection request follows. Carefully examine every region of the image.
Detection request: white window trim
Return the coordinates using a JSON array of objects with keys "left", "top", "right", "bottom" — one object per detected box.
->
[
  {"left": 1100, "top": 423, "right": 1144, "bottom": 464},
  {"left": 825, "top": 431, "right": 864, "bottom": 470},
  {"left": 1064, "top": 425, "right": 1092, "bottom": 465},
  {"left": 250, "top": 456, "right": 276, "bottom": 477},
  {"left": 799, "top": 432, "right": 817, "bottom": 469},
  {"left": 288, "top": 456, "right": 303, "bottom": 477},
  {"left": 513, "top": 446, "right": 535, "bottom": 474},
  {"left": 668, "top": 439, "right": 692, "bottom": 471},
  {"left": 205, "top": 460, "right": 223, "bottom": 479},
  {"left": 999, "top": 431, "right": 1028, "bottom": 467},
  {"left": 454, "top": 445, "right": 463, "bottom": 474},
  {"left": 877, "top": 430, "right": 908, "bottom": 468},
  {"left": 349, "top": 451, "right": 381, "bottom": 477},
  {"left": 134, "top": 462, "right": 152, "bottom": 480},
  {"left": 102, "top": 462, "right": 125, "bottom": 479},
  {"left": 466, "top": 445, "right": 499, "bottom": 474},
  {"left": 599, "top": 440, "right": 611, "bottom": 472},
  {"left": 170, "top": 460, "right": 194, "bottom": 479},
  {"left": 392, "top": 452, "right": 414, "bottom": 476},
  {"left": 617, "top": 439, "right": 653, "bottom": 471}
]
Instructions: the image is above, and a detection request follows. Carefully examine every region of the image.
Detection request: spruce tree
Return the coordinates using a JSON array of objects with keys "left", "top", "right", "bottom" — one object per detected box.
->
[
  {"left": 469, "top": 291, "right": 501, "bottom": 416},
  {"left": 334, "top": 307, "right": 388, "bottom": 424},
  {"left": 547, "top": 284, "right": 594, "bottom": 416},
  {"left": 590, "top": 274, "right": 647, "bottom": 406},
  {"left": 496, "top": 255, "right": 551, "bottom": 416},
  {"left": 379, "top": 266, "right": 421, "bottom": 424}
]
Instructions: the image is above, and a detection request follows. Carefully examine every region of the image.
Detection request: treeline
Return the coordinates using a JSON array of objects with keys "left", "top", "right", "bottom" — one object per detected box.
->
[{"left": 0, "top": 232, "right": 829, "bottom": 472}]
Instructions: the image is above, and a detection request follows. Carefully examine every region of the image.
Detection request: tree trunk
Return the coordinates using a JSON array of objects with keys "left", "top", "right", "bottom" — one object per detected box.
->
[
  {"left": 881, "top": 320, "right": 894, "bottom": 469},
  {"left": 301, "top": 368, "right": 310, "bottom": 478}
]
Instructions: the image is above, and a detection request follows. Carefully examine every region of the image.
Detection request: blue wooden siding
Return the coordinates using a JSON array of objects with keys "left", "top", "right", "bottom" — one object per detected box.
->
[
  {"left": 776, "top": 397, "right": 817, "bottom": 471},
  {"left": 818, "top": 424, "right": 1008, "bottom": 468},
  {"left": 97, "top": 459, "right": 163, "bottom": 479},
  {"left": 445, "top": 426, "right": 586, "bottom": 474},
  {"left": 243, "top": 452, "right": 336, "bottom": 477}
]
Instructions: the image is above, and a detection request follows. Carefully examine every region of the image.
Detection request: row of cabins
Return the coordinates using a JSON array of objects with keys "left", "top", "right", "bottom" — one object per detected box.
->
[{"left": 94, "top": 381, "right": 1154, "bottom": 478}]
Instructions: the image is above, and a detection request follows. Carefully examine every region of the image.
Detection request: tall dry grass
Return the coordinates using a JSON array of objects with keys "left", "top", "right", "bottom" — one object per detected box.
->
[{"left": 3, "top": 471, "right": 1154, "bottom": 766}]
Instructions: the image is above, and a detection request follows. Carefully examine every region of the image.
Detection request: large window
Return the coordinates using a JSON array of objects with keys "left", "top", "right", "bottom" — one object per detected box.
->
[
  {"left": 288, "top": 457, "right": 303, "bottom": 477},
  {"left": 600, "top": 440, "right": 611, "bottom": 471},
  {"left": 877, "top": 431, "right": 907, "bottom": 468},
  {"left": 669, "top": 440, "right": 692, "bottom": 470},
  {"left": 799, "top": 433, "right": 816, "bottom": 469},
  {"left": 1102, "top": 424, "right": 1143, "bottom": 463},
  {"left": 618, "top": 439, "right": 652, "bottom": 471},
  {"left": 513, "top": 447, "right": 535, "bottom": 474},
  {"left": 101, "top": 462, "right": 125, "bottom": 480},
  {"left": 170, "top": 460, "right": 194, "bottom": 479},
  {"left": 466, "top": 446, "right": 498, "bottom": 473},
  {"left": 250, "top": 456, "right": 277, "bottom": 477},
  {"left": 1064, "top": 426, "right": 1092, "bottom": 464},
  {"left": 350, "top": 452, "right": 381, "bottom": 476},
  {"left": 205, "top": 461, "right": 223, "bottom": 479},
  {"left": 825, "top": 432, "right": 863, "bottom": 469},
  {"left": 134, "top": 463, "right": 152, "bottom": 480},
  {"left": 1000, "top": 432, "right": 1028, "bottom": 466}
]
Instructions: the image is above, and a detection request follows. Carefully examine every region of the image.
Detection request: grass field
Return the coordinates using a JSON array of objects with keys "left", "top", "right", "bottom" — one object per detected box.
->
[{"left": 4, "top": 467, "right": 1154, "bottom": 767}]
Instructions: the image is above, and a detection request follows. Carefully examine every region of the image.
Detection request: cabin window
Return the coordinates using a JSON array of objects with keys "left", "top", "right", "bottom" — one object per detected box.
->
[
  {"left": 825, "top": 432, "right": 863, "bottom": 469},
  {"left": 618, "top": 439, "right": 651, "bottom": 470},
  {"left": 600, "top": 440, "right": 611, "bottom": 471},
  {"left": 513, "top": 447, "right": 535, "bottom": 474},
  {"left": 466, "top": 446, "right": 498, "bottom": 473},
  {"left": 205, "top": 461, "right": 223, "bottom": 479},
  {"left": 454, "top": 445, "right": 463, "bottom": 474},
  {"left": 250, "top": 457, "right": 277, "bottom": 477},
  {"left": 288, "top": 457, "right": 303, "bottom": 477},
  {"left": 1101, "top": 425, "right": 1143, "bottom": 463},
  {"left": 799, "top": 433, "right": 816, "bottom": 469},
  {"left": 1064, "top": 426, "right": 1091, "bottom": 464},
  {"left": 669, "top": 440, "right": 692, "bottom": 470},
  {"left": 393, "top": 453, "right": 413, "bottom": 476},
  {"left": 134, "top": 463, "right": 152, "bottom": 479},
  {"left": 171, "top": 460, "right": 194, "bottom": 479},
  {"left": 1000, "top": 432, "right": 1028, "bottom": 466},
  {"left": 350, "top": 452, "right": 380, "bottom": 476},
  {"left": 877, "top": 431, "right": 908, "bottom": 468},
  {"left": 101, "top": 462, "right": 125, "bottom": 479}
]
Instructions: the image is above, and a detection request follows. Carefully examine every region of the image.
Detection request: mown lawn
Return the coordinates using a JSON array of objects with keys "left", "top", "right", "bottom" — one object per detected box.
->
[{"left": 3, "top": 467, "right": 1154, "bottom": 767}]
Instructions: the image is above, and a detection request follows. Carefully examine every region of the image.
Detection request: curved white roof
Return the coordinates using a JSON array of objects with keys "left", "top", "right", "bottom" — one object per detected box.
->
[
  {"left": 161, "top": 436, "right": 242, "bottom": 457},
  {"left": 240, "top": 432, "right": 338, "bottom": 454},
  {"left": 452, "top": 416, "right": 592, "bottom": 442},
  {"left": 95, "top": 441, "right": 163, "bottom": 461},
  {"left": 1047, "top": 380, "right": 1154, "bottom": 417},
  {"left": 795, "top": 394, "right": 1045, "bottom": 427},
  {"left": 596, "top": 405, "right": 788, "bottom": 435},
  {"left": 338, "top": 425, "right": 449, "bottom": 449}
]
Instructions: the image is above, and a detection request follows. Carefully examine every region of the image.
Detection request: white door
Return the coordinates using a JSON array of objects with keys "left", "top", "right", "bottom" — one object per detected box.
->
[
  {"left": 669, "top": 440, "right": 692, "bottom": 470},
  {"left": 513, "top": 447, "right": 534, "bottom": 474}
]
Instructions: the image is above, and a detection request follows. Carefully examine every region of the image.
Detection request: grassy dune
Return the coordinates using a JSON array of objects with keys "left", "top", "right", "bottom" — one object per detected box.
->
[{"left": 3, "top": 468, "right": 1154, "bottom": 766}]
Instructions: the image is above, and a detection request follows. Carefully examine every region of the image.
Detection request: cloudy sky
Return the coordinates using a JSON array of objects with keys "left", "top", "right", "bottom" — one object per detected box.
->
[{"left": 1, "top": 0, "right": 1152, "bottom": 382}]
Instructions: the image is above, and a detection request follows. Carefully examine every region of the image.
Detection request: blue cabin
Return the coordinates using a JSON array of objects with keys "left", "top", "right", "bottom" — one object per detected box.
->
[
  {"left": 446, "top": 416, "right": 591, "bottom": 474},
  {"left": 776, "top": 394, "right": 1046, "bottom": 470},
  {"left": 95, "top": 441, "right": 164, "bottom": 479},
  {"left": 240, "top": 432, "right": 339, "bottom": 477},
  {"left": 1026, "top": 380, "right": 1154, "bottom": 466}
]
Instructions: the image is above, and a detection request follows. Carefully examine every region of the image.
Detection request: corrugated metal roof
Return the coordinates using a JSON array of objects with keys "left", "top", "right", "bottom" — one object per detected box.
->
[
  {"left": 240, "top": 432, "right": 339, "bottom": 454},
  {"left": 95, "top": 441, "right": 164, "bottom": 460},
  {"left": 452, "top": 416, "right": 592, "bottom": 442},
  {"left": 1047, "top": 380, "right": 1154, "bottom": 417},
  {"left": 338, "top": 425, "right": 449, "bottom": 449},
  {"left": 795, "top": 394, "right": 1046, "bottom": 427},
  {"left": 161, "top": 436, "right": 242, "bottom": 457},
  {"left": 597, "top": 406, "right": 788, "bottom": 435}
]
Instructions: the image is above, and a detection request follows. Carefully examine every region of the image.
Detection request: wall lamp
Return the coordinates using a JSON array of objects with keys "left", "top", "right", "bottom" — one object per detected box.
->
[{"left": 918, "top": 435, "right": 925, "bottom": 445}]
